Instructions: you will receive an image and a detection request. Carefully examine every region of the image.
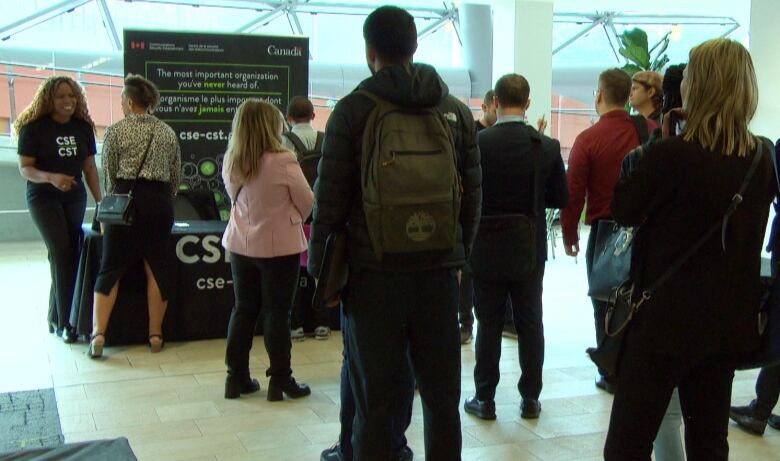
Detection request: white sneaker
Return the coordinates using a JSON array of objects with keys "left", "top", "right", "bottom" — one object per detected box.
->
[
  {"left": 291, "top": 327, "right": 305, "bottom": 341},
  {"left": 314, "top": 326, "right": 331, "bottom": 340}
]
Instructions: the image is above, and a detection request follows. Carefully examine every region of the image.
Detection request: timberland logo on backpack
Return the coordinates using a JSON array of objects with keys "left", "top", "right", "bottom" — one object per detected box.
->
[{"left": 406, "top": 211, "right": 436, "bottom": 242}]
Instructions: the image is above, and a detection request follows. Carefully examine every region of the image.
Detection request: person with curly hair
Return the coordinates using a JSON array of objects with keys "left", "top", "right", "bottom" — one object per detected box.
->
[{"left": 15, "top": 76, "right": 102, "bottom": 343}]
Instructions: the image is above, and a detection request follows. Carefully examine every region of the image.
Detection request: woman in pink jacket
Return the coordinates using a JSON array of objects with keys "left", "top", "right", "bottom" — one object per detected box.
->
[{"left": 222, "top": 99, "right": 314, "bottom": 401}]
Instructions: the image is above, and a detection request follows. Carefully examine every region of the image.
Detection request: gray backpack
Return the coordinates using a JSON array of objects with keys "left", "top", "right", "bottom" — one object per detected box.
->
[{"left": 357, "top": 90, "right": 462, "bottom": 259}]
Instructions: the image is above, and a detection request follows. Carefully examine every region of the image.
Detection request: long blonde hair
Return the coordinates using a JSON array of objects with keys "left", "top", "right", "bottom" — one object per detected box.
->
[
  {"left": 13, "top": 76, "right": 95, "bottom": 135},
  {"left": 682, "top": 38, "right": 758, "bottom": 157},
  {"left": 224, "top": 99, "right": 284, "bottom": 182}
]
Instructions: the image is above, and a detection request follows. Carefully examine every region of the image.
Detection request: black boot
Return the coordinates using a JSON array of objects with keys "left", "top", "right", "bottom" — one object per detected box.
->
[
  {"left": 224, "top": 376, "right": 261, "bottom": 399},
  {"left": 729, "top": 404, "right": 768, "bottom": 435},
  {"left": 267, "top": 376, "right": 311, "bottom": 401},
  {"left": 62, "top": 327, "right": 78, "bottom": 344}
]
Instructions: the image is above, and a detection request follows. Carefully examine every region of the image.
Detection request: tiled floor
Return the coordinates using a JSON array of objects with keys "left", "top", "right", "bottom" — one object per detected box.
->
[{"left": 2, "top": 238, "right": 779, "bottom": 460}]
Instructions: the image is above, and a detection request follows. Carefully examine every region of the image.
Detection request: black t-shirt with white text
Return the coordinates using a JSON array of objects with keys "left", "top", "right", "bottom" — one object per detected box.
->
[{"left": 17, "top": 115, "right": 96, "bottom": 180}]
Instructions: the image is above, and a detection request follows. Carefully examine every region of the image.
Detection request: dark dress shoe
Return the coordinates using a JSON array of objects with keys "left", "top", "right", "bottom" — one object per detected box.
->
[
  {"left": 396, "top": 445, "right": 413, "bottom": 461},
  {"left": 320, "top": 444, "right": 348, "bottom": 461},
  {"left": 521, "top": 399, "right": 541, "bottom": 419},
  {"left": 62, "top": 327, "right": 78, "bottom": 344},
  {"left": 224, "top": 377, "right": 261, "bottom": 399},
  {"left": 769, "top": 414, "right": 780, "bottom": 430},
  {"left": 464, "top": 396, "right": 496, "bottom": 420},
  {"left": 729, "top": 405, "right": 767, "bottom": 435},
  {"left": 267, "top": 376, "right": 311, "bottom": 401},
  {"left": 595, "top": 375, "right": 616, "bottom": 394}
]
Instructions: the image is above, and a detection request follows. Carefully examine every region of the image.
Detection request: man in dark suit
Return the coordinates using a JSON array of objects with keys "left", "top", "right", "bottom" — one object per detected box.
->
[{"left": 463, "top": 74, "right": 568, "bottom": 420}]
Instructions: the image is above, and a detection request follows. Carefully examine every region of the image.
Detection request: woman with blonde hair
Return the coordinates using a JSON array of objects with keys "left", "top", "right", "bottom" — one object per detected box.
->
[
  {"left": 88, "top": 74, "right": 180, "bottom": 358},
  {"left": 15, "top": 76, "right": 102, "bottom": 343},
  {"left": 604, "top": 38, "right": 776, "bottom": 460},
  {"left": 222, "top": 99, "right": 313, "bottom": 401}
]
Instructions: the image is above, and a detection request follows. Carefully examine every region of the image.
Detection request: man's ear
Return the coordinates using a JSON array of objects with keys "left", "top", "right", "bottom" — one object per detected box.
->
[
  {"left": 525, "top": 99, "right": 531, "bottom": 111},
  {"left": 310, "top": 112, "right": 316, "bottom": 121}
]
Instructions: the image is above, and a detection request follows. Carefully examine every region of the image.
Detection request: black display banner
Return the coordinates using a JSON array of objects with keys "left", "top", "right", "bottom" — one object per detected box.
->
[{"left": 124, "top": 30, "right": 309, "bottom": 217}]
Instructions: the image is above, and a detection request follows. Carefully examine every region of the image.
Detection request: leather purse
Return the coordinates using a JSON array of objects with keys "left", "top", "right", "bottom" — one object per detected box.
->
[
  {"left": 312, "top": 230, "right": 348, "bottom": 309},
  {"left": 96, "top": 134, "right": 155, "bottom": 226},
  {"left": 588, "top": 221, "right": 634, "bottom": 301},
  {"left": 588, "top": 140, "right": 766, "bottom": 377}
]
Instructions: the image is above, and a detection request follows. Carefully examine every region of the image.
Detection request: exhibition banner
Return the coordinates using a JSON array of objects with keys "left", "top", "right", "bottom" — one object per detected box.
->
[{"left": 124, "top": 30, "right": 309, "bottom": 217}]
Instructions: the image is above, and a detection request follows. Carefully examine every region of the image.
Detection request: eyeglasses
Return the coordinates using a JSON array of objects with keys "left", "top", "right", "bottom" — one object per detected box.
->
[{"left": 592, "top": 89, "right": 600, "bottom": 96}]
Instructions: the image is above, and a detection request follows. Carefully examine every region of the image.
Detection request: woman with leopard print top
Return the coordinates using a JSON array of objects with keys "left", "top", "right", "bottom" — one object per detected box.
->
[{"left": 88, "top": 74, "right": 181, "bottom": 358}]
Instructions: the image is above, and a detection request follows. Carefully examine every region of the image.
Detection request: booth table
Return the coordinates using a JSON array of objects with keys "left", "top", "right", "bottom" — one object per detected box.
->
[
  {"left": 70, "top": 221, "right": 236, "bottom": 345},
  {"left": 69, "top": 221, "right": 339, "bottom": 346}
]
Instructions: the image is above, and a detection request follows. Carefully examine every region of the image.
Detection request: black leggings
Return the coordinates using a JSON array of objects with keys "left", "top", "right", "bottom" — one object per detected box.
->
[
  {"left": 27, "top": 183, "right": 86, "bottom": 331},
  {"left": 225, "top": 252, "right": 300, "bottom": 379}
]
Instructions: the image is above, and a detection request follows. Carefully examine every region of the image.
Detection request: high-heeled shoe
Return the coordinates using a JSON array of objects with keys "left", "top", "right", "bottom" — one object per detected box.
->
[
  {"left": 224, "top": 376, "right": 261, "bottom": 399},
  {"left": 267, "top": 376, "right": 311, "bottom": 401},
  {"left": 148, "top": 334, "right": 164, "bottom": 353},
  {"left": 87, "top": 333, "right": 105, "bottom": 359}
]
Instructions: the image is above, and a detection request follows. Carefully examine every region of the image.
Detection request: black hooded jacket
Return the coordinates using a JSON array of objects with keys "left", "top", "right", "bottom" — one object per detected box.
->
[{"left": 307, "top": 63, "right": 482, "bottom": 275}]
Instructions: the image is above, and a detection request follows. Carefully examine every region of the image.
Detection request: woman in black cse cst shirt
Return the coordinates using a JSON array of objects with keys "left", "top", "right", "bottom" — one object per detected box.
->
[{"left": 15, "top": 76, "right": 102, "bottom": 343}]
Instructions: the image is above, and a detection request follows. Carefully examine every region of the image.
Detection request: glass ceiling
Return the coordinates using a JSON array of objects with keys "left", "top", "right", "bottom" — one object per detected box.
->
[{"left": 0, "top": 0, "right": 751, "bottom": 73}]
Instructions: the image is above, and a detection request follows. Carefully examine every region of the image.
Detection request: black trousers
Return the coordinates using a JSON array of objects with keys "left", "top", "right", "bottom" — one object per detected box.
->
[
  {"left": 458, "top": 267, "right": 474, "bottom": 330},
  {"left": 27, "top": 183, "right": 86, "bottom": 331},
  {"left": 225, "top": 252, "right": 299, "bottom": 379},
  {"left": 585, "top": 223, "right": 609, "bottom": 376},
  {"left": 605, "top": 334, "right": 735, "bottom": 461},
  {"left": 344, "top": 267, "right": 461, "bottom": 461},
  {"left": 753, "top": 364, "right": 780, "bottom": 418},
  {"left": 338, "top": 308, "right": 413, "bottom": 459},
  {"left": 473, "top": 263, "right": 546, "bottom": 401}
]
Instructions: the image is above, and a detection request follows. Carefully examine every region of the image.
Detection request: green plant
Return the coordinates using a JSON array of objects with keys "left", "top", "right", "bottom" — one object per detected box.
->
[{"left": 618, "top": 27, "right": 670, "bottom": 78}]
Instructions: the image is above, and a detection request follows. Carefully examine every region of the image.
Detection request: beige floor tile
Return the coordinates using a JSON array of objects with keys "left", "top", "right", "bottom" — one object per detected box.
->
[
  {"left": 464, "top": 421, "right": 541, "bottom": 445},
  {"left": 296, "top": 421, "right": 341, "bottom": 445},
  {"left": 65, "top": 420, "right": 203, "bottom": 446},
  {"left": 57, "top": 391, "right": 180, "bottom": 417},
  {"left": 157, "top": 401, "right": 221, "bottom": 422},
  {"left": 461, "top": 443, "right": 540, "bottom": 461},
  {"left": 236, "top": 425, "right": 310, "bottom": 451},
  {"left": 522, "top": 432, "right": 607, "bottom": 461},
  {"left": 195, "top": 407, "right": 323, "bottom": 435},
  {"left": 131, "top": 433, "right": 247, "bottom": 461},
  {"left": 59, "top": 413, "right": 96, "bottom": 434},
  {"left": 53, "top": 365, "right": 165, "bottom": 386},
  {"left": 217, "top": 443, "right": 324, "bottom": 461},
  {"left": 54, "top": 385, "right": 87, "bottom": 401},
  {"left": 83, "top": 375, "right": 200, "bottom": 398},
  {"left": 161, "top": 359, "right": 227, "bottom": 376},
  {"left": 519, "top": 411, "right": 612, "bottom": 439},
  {"left": 92, "top": 406, "right": 161, "bottom": 430}
]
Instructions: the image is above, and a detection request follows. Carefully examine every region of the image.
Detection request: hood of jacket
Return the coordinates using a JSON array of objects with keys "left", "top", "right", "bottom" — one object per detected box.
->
[{"left": 358, "top": 63, "right": 449, "bottom": 109}]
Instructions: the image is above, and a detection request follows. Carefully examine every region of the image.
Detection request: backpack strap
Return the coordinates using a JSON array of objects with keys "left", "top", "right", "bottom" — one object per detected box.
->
[
  {"left": 631, "top": 114, "right": 649, "bottom": 145},
  {"left": 283, "top": 131, "right": 308, "bottom": 159},
  {"left": 313, "top": 131, "right": 325, "bottom": 154}
]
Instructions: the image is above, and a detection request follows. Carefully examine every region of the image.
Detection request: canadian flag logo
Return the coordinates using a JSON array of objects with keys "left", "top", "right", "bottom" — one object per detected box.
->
[{"left": 130, "top": 41, "right": 146, "bottom": 50}]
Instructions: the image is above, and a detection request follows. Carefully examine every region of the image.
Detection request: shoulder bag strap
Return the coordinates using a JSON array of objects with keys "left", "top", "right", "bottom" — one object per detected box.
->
[
  {"left": 313, "top": 131, "right": 325, "bottom": 153},
  {"left": 631, "top": 115, "right": 649, "bottom": 145},
  {"left": 637, "top": 140, "right": 765, "bottom": 305},
  {"left": 283, "top": 132, "right": 307, "bottom": 157},
  {"left": 128, "top": 133, "right": 155, "bottom": 196}
]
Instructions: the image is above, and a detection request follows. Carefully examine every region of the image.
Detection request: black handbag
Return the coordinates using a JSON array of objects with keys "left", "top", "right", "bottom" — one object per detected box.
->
[
  {"left": 588, "top": 221, "right": 634, "bottom": 301},
  {"left": 470, "top": 132, "right": 542, "bottom": 280},
  {"left": 96, "top": 134, "right": 155, "bottom": 226},
  {"left": 588, "top": 140, "right": 766, "bottom": 377}
]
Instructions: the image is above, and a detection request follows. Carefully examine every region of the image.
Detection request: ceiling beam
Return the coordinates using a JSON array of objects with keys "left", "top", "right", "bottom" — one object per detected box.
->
[
  {"left": 96, "top": 0, "right": 121, "bottom": 51},
  {"left": 0, "top": 0, "right": 92, "bottom": 42}
]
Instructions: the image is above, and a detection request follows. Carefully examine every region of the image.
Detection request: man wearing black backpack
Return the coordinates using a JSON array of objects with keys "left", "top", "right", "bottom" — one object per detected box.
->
[
  {"left": 308, "top": 6, "right": 481, "bottom": 460},
  {"left": 282, "top": 96, "right": 324, "bottom": 187}
]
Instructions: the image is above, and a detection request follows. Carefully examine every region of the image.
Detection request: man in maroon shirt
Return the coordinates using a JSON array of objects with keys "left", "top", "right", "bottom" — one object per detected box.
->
[{"left": 560, "top": 68, "right": 655, "bottom": 393}]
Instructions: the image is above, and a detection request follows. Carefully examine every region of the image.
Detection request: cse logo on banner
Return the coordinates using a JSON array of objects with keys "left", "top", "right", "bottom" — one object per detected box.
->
[{"left": 175, "top": 235, "right": 231, "bottom": 291}]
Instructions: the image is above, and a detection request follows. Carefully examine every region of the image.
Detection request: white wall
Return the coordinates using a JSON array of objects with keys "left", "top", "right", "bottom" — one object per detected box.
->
[{"left": 749, "top": 0, "right": 780, "bottom": 141}]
